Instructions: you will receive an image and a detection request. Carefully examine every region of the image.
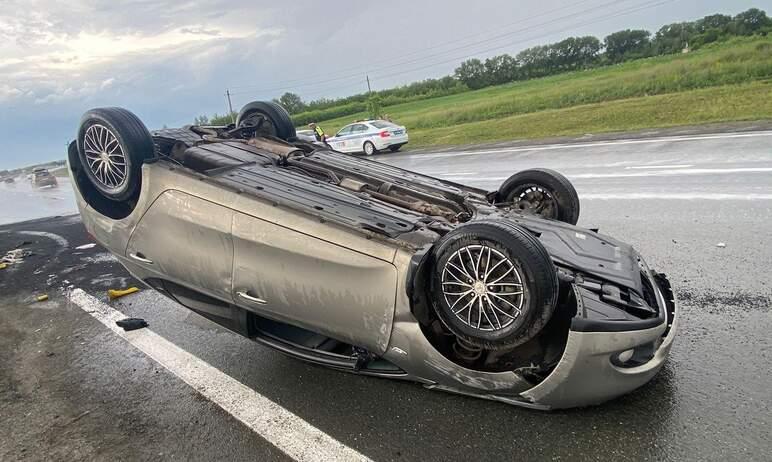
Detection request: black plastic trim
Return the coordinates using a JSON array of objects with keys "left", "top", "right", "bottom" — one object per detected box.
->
[{"left": 569, "top": 272, "right": 669, "bottom": 333}]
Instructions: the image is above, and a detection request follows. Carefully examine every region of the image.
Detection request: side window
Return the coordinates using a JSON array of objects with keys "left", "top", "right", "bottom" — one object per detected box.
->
[
  {"left": 337, "top": 125, "right": 353, "bottom": 136},
  {"left": 353, "top": 124, "right": 368, "bottom": 133}
]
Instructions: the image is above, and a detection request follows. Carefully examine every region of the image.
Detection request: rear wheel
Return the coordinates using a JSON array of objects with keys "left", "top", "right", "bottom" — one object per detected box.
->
[
  {"left": 236, "top": 101, "right": 296, "bottom": 141},
  {"left": 363, "top": 141, "right": 377, "bottom": 156},
  {"left": 77, "top": 107, "right": 155, "bottom": 201},
  {"left": 497, "top": 169, "right": 580, "bottom": 225},
  {"left": 431, "top": 220, "right": 558, "bottom": 350}
]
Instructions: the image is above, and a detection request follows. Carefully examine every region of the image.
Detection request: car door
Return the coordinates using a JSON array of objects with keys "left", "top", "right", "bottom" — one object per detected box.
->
[
  {"left": 231, "top": 212, "right": 398, "bottom": 354},
  {"left": 329, "top": 124, "right": 355, "bottom": 152},
  {"left": 126, "top": 190, "right": 234, "bottom": 303},
  {"left": 350, "top": 124, "right": 370, "bottom": 152}
]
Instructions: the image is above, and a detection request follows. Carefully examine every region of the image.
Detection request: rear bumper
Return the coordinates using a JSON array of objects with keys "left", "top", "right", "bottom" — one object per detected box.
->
[
  {"left": 375, "top": 135, "right": 408, "bottom": 150},
  {"left": 520, "top": 273, "right": 678, "bottom": 409}
]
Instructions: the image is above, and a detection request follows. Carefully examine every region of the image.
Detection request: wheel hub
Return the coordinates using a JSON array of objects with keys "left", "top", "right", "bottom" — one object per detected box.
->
[
  {"left": 441, "top": 244, "right": 526, "bottom": 332},
  {"left": 83, "top": 124, "right": 128, "bottom": 190}
]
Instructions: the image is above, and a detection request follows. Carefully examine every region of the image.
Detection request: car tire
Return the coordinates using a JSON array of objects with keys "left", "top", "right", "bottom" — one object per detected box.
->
[
  {"left": 77, "top": 107, "right": 155, "bottom": 202},
  {"left": 389, "top": 145, "right": 401, "bottom": 152},
  {"left": 430, "top": 220, "right": 558, "bottom": 350},
  {"left": 496, "top": 168, "right": 580, "bottom": 225},
  {"left": 363, "top": 141, "right": 377, "bottom": 156},
  {"left": 236, "top": 101, "right": 297, "bottom": 141}
]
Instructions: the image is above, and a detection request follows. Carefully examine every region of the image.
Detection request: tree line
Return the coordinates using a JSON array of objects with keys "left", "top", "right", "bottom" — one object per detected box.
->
[
  {"left": 198, "top": 8, "right": 770, "bottom": 126},
  {"left": 454, "top": 8, "right": 771, "bottom": 89}
]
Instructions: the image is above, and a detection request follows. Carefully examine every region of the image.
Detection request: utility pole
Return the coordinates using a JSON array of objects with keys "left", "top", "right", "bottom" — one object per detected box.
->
[
  {"left": 225, "top": 89, "right": 235, "bottom": 122},
  {"left": 366, "top": 74, "right": 372, "bottom": 94}
]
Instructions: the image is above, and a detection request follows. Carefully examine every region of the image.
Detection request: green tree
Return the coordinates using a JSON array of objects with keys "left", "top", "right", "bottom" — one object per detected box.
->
[
  {"left": 484, "top": 54, "right": 519, "bottom": 85},
  {"left": 193, "top": 115, "right": 210, "bottom": 125},
  {"left": 274, "top": 92, "right": 306, "bottom": 114},
  {"left": 732, "top": 8, "right": 771, "bottom": 35},
  {"left": 653, "top": 22, "right": 696, "bottom": 55},
  {"left": 454, "top": 58, "right": 488, "bottom": 89},
  {"left": 603, "top": 29, "right": 651, "bottom": 63},
  {"left": 366, "top": 94, "right": 383, "bottom": 119},
  {"left": 695, "top": 14, "right": 732, "bottom": 33}
]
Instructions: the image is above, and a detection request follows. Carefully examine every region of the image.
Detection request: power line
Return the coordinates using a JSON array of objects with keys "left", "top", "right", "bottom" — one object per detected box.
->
[
  {"left": 231, "top": 0, "right": 676, "bottom": 101},
  {"left": 226, "top": 0, "right": 611, "bottom": 93},
  {"left": 371, "top": 0, "right": 676, "bottom": 81}
]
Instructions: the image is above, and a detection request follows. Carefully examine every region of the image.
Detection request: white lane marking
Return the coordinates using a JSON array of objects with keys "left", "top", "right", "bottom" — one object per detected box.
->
[
  {"left": 413, "top": 131, "right": 772, "bottom": 160},
  {"left": 17, "top": 230, "right": 69, "bottom": 249},
  {"left": 582, "top": 193, "right": 772, "bottom": 200},
  {"left": 443, "top": 167, "right": 772, "bottom": 183},
  {"left": 75, "top": 243, "right": 97, "bottom": 250},
  {"left": 626, "top": 164, "right": 693, "bottom": 170},
  {"left": 570, "top": 167, "right": 772, "bottom": 179},
  {"left": 68, "top": 288, "right": 371, "bottom": 462}
]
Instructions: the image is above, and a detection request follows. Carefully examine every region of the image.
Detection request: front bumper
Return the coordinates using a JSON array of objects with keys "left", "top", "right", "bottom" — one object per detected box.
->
[{"left": 520, "top": 273, "right": 678, "bottom": 409}]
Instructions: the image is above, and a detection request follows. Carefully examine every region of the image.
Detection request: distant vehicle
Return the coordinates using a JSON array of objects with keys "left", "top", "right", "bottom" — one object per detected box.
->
[
  {"left": 3, "top": 176, "right": 14, "bottom": 184},
  {"left": 295, "top": 129, "right": 319, "bottom": 143},
  {"left": 30, "top": 167, "right": 58, "bottom": 188},
  {"left": 327, "top": 120, "right": 408, "bottom": 155}
]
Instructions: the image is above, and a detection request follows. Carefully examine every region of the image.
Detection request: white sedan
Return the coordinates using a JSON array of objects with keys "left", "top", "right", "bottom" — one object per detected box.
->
[{"left": 327, "top": 120, "right": 408, "bottom": 155}]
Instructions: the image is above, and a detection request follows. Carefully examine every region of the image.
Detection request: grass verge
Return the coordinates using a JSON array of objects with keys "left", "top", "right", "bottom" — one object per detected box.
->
[{"left": 406, "top": 81, "right": 772, "bottom": 146}]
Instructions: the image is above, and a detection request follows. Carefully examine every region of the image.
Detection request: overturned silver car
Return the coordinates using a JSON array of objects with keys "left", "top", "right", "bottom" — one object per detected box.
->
[{"left": 68, "top": 101, "right": 678, "bottom": 409}]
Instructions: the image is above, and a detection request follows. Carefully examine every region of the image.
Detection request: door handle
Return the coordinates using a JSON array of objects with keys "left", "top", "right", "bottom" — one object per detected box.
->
[
  {"left": 237, "top": 291, "right": 267, "bottom": 305},
  {"left": 129, "top": 252, "right": 153, "bottom": 264}
]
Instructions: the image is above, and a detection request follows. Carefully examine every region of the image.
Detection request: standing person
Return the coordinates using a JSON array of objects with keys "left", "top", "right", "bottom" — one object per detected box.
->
[{"left": 309, "top": 123, "right": 326, "bottom": 143}]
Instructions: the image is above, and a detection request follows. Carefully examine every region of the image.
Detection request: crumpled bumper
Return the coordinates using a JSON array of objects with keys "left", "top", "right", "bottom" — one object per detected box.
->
[{"left": 520, "top": 273, "right": 678, "bottom": 409}]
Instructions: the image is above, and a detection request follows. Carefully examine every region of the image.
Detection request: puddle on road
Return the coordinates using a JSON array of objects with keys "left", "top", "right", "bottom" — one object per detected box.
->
[{"left": 0, "top": 176, "right": 77, "bottom": 225}]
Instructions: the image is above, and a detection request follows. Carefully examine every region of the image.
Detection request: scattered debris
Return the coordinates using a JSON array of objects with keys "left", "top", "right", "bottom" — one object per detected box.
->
[
  {"left": 716, "top": 242, "right": 727, "bottom": 248},
  {"left": 116, "top": 318, "right": 148, "bottom": 331},
  {"left": 36, "top": 294, "right": 49, "bottom": 302},
  {"left": 108, "top": 287, "right": 140, "bottom": 299},
  {"left": 75, "top": 243, "right": 97, "bottom": 250},
  {"left": 2, "top": 248, "right": 32, "bottom": 265},
  {"left": 0, "top": 263, "right": 6, "bottom": 270}
]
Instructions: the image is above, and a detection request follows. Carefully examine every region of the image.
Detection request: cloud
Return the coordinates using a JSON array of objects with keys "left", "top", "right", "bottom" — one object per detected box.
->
[{"left": 180, "top": 27, "right": 221, "bottom": 36}]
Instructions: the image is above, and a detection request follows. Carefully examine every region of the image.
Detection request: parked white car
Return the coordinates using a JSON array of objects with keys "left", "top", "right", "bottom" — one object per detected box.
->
[
  {"left": 295, "top": 129, "right": 318, "bottom": 143},
  {"left": 327, "top": 120, "right": 408, "bottom": 155}
]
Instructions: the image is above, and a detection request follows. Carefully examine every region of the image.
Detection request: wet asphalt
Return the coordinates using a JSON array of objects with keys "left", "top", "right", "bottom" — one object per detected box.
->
[{"left": 1, "top": 127, "right": 771, "bottom": 461}]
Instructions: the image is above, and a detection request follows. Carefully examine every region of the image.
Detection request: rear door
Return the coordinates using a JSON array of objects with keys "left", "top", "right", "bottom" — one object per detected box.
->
[
  {"left": 126, "top": 190, "right": 234, "bottom": 302},
  {"left": 231, "top": 212, "right": 398, "bottom": 354}
]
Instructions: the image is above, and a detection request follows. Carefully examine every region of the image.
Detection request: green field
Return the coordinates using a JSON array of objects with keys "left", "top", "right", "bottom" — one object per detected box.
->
[{"left": 314, "top": 38, "right": 772, "bottom": 147}]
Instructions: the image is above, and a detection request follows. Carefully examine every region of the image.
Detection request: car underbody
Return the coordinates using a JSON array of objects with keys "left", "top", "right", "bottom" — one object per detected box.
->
[{"left": 68, "top": 103, "right": 678, "bottom": 409}]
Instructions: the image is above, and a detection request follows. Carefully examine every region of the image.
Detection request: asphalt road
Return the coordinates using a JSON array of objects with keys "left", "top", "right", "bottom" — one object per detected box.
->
[{"left": 1, "top": 129, "right": 771, "bottom": 461}]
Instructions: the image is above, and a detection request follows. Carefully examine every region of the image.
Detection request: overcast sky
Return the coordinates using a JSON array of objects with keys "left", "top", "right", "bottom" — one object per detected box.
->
[{"left": 0, "top": 0, "right": 769, "bottom": 169}]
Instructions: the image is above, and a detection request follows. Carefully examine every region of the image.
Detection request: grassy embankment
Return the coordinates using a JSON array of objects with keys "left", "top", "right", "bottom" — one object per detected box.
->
[{"left": 312, "top": 38, "right": 772, "bottom": 147}]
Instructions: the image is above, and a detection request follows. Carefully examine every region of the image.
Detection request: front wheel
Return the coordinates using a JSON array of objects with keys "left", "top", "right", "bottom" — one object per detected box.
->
[
  {"left": 363, "top": 141, "right": 377, "bottom": 156},
  {"left": 496, "top": 169, "right": 580, "bottom": 225},
  {"left": 77, "top": 107, "right": 155, "bottom": 201},
  {"left": 430, "top": 220, "right": 558, "bottom": 350}
]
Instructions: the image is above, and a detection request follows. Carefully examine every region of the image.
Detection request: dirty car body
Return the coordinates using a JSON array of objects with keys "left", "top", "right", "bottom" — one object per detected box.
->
[{"left": 68, "top": 102, "right": 677, "bottom": 410}]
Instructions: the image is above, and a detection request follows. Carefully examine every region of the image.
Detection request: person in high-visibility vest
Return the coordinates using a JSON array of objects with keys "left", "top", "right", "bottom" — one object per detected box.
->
[{"left": 308, "top": 123, "right": 326, "bottom": 142}]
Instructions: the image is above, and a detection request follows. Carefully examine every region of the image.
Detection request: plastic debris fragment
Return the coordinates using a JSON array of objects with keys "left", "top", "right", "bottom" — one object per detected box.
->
[{"left": 108, "top": 287, "right": 140, "bottom": 300}]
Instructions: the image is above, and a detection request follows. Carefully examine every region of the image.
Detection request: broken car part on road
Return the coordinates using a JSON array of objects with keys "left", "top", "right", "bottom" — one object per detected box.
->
[{"left": 67, "top": 101, "right": 678, "bottom": 409}]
